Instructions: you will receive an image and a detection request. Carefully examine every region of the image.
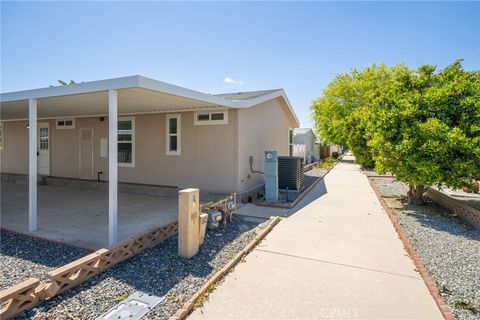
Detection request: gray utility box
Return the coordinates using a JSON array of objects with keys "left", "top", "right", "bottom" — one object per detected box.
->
[
  {"left": 278, "top": 156, "right": 304, "bottom": 191},
  {"left": 264, "top": 151, "right": 279, "bottom": 202}
]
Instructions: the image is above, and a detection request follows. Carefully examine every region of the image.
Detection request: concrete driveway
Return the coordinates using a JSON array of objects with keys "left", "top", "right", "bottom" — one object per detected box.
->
[{"left": 188, "top": 156, "right": 443, "bottom": 319}]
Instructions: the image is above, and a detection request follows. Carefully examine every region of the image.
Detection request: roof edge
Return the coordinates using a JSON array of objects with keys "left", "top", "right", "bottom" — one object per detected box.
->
[
  {"left": 236, "top": 89, "right": 300, "bottom": 126},
  {"left": 0, "top": 75, "right": 299, "bottom": 126}
]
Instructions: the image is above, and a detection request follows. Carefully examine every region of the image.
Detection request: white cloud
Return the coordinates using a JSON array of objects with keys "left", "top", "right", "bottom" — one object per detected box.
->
[{"left": 224, "top": 77, "right": 244, "bottom": 85}]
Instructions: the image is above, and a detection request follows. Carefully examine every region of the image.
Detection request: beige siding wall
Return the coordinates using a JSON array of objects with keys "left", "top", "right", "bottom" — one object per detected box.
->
[
  {"left": 0, "top": 110, "right": 237, "bottom": 193},
  {"left": 236, "top": 98, "right": 298, "bottom": 191},
  {"left": 0, "top": 121, "right": 29, "bottom": 174}
]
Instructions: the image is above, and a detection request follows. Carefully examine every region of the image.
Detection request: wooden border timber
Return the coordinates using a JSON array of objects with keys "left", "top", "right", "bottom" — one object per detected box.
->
[
  {"left": 366, "top": 176, "right": 455, "bottom": 320},
  {"left": 171, "top": 216, "right": 282, "bottom": 320},
  {"left": 0, "top": 278, "right": 40, "bottom": 319},
  {"left": 0, "top": 221, "right": 178, "bottom": 319}
]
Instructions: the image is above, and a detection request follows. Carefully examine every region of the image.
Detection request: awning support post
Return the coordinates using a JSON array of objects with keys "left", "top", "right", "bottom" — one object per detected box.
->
[
  {"left": 108, "top": 89, "right": 118, "bottom": 245},
  {"left": 28, "top": 98, "right": 37, "bottom": 231}
]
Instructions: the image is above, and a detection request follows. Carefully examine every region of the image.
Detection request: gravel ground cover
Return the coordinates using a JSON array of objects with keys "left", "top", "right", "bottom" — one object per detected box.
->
[
  {"left": 371, "top": 178, "right": 480, "bottom": 320},
  {"left": 14, "top": 217, "right": 265, "bottom": 320},
  {"left": 0, "top": 230, "right": 88, "bottom": 290},
  {"left": 362, "top": 168, "right": 393, "bottom": 177}
]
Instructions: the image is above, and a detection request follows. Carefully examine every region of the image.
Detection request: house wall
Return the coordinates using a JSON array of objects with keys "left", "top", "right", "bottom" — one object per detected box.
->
[
  {"left": 0, "top": 110, "right": 237, "bottom": 193},
  {"left": 236, "top": 97, "right": 298, "bottom": 192},
  {"left": 0, "top": 121, "right": 29, "bottom": 174}
]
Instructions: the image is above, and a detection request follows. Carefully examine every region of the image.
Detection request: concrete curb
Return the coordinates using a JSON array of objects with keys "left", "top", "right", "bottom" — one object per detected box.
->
[
  {"left": 0, "top": 227, "right": 93, "bottom": 253},
  {"left": 366, "top": 177, "right": 456, "bottom": 320},
  {"left": 256, "top": 160, "right": 340, "bottom": 209},
  {"left": 170, "top": 216, "right": 282, "bottom": 320}
]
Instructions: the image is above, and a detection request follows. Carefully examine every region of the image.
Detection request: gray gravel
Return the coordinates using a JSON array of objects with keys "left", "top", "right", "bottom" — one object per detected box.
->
[
  {"left": 0, "top": 230, "right": 88, "bottom": 290},
  {"left": 14, "top": 217, "right": 265, "bottom": 320},
  {"left": 363, "top": 168, "right": 393, "bottom": 177},
  {"left": 370, "top": 177, "right": 409, "bottom": 198},
  {"left": 372, "top": 179, "right": 480, "bottom": 319}
]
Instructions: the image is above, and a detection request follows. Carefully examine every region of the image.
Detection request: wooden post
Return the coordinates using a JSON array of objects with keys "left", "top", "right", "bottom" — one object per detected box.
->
[{"left": 178, "top": 188, "right": 200, "bottom": 258}]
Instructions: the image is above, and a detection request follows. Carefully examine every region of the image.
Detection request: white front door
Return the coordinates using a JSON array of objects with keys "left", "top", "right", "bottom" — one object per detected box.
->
[{"left": 37, "top": 122, "right": 50, "bottom": 175}]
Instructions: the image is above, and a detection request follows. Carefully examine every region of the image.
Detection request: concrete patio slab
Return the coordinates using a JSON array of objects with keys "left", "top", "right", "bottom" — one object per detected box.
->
[
  {"left": 188, "top": 156, "right": 443, "bottom": 319},
  {"left": 1, "top": 182, "right": 178, "bottom": 249}
]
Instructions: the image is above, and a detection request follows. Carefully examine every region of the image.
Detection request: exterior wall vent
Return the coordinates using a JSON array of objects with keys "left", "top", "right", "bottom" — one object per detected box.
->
[{"left": 278, "top": 156, "right": 304, "bottom": 190}]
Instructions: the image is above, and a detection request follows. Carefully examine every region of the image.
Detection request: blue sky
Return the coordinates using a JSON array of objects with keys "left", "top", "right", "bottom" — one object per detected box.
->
[{"left": 1, "top": 1, "right": 479, "bottom": 127}]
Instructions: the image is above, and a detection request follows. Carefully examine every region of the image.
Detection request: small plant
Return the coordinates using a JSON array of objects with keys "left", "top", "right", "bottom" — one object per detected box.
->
[
  {"left": 316, "top": 157, "right": 339, "bottom": 169},
  {"left": 206, "top": 283, "right": 216, "bottom": 293},
  {"left": 117, "top": 292, "right": 129, "bottom": 302},
  {"left": 455, "top": 301, "right": 479, "bottom": 314}
]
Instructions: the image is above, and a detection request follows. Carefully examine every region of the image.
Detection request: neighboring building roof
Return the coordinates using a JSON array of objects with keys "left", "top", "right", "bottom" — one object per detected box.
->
[
  {"left": 294, "top": 128, "right": 317, "bottom": 138},
  {"left": 215, "top": 89, "right": 279, "bottom": 100},
  {"left": 0, "top": 75, "right": 299, "bottom": 126}
]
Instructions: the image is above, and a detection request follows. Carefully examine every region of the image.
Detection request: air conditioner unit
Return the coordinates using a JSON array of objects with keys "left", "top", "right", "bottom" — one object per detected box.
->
[{"left": 278, "top": 156, "right": 304, "bottom": 191}]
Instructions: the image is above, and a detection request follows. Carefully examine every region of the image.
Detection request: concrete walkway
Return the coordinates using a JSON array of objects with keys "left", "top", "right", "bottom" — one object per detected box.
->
[{"left": 189, "top": 156, "right": 442, "bottom": 319}]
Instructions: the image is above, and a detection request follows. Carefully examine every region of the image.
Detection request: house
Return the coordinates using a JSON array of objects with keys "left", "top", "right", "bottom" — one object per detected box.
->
[
  {"left": 292, "top": 128, "right": 317, "bottom": 164},
  {"left": 0, "top": 75, "right": 299, "bottom": 246}
]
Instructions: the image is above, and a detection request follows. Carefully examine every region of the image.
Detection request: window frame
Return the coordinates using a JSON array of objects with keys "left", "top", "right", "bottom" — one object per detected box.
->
[
  {"left": 194, "top": 110, "right": 228, "bottom": 125},
  {"left": 0, "top": 122, "right": 4, "bottom": 150},
  {"left": 56, "top": 118, "right": 75, "bottom": 129},
  {"left": 288, "top": 128, "right": 294, "bottom": 156},
  {"left": 118, "top": 116, "right": 135, "bottom": 167},
  {"left": 166, "top": 114, "right": 181, "bottom": 156}
]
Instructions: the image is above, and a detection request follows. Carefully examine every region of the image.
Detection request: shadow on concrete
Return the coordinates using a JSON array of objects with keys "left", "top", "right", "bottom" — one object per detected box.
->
[
  {"left": 1, "top": 181, "right": 178, "bottom": 250},
  {"left": 288, "top": 178, "right": 327, "bottom": 216}
]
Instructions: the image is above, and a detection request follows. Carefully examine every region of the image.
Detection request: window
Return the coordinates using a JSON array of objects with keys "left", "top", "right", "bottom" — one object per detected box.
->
[
  {"left": 288, "top": 128, "right": 294, "bottom": 156},
  {"left": 56, "top": 118, "right": 75, "bottom": 129},
  {"left": 194, "top": 110, "right": 228, "bottom": 125},
  {"left": 166, "top": 114, "right": 181, "bottom": 155},
  {"left": 118, "top": 117, "right": 135, "bottom": 166},
  {"left": 0, "top": 122, "right": 4, "bottom": 150}
]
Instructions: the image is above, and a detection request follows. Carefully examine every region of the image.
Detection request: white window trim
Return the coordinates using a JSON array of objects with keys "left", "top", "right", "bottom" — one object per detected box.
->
[
  {"left": 166, "top": 114, "right": 181, "bottom": 156},
  {"left": 288, "top": 128, "right": 294, "bottom": 156},
  {"left": 56, "top": 117, "right": 75, "bottom": 129},
  {"left": 0, "top": 122, "right": 4, "bottom": 150},
  {"left": 194, "top": 110, "right": 228, "bottom": 125},
  {"left": 118, "top": 116, "right": 135, "bottom": 167}
]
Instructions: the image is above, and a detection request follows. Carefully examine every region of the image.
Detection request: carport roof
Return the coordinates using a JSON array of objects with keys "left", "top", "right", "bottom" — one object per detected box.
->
[{"left": 0, "top": 75, "right": 299, "bottom": 125}]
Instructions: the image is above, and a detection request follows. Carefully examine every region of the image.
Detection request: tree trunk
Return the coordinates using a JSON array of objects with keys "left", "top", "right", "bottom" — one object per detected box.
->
[{"left": 408, "top": 185, "right": 425, "bottom": 205}]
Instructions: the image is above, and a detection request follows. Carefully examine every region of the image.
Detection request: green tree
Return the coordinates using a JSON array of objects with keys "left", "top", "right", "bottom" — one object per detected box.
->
[
  {"left": 311, "top": 60, "right": 480, "bottom": 204},
  {"left": 50, "top": 80, "right": 77, "bottom": 87}
]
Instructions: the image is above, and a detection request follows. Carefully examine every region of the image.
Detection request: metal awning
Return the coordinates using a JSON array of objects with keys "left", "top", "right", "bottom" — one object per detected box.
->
[
  {"left": 0, "top": 75, "right": 300, "bottom": 125},
  {"left": 0, "top": 76, "right": 233, "bottom": 121}
]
